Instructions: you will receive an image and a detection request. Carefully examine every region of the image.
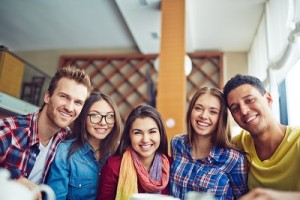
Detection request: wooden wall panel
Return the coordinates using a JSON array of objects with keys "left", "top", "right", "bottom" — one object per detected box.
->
[{"left": 59, "top": 52, "right": 223, "bottom": 127}]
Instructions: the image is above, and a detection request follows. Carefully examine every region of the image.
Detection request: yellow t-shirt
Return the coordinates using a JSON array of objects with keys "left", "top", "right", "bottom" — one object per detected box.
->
[{"left": 233, "top": 126, "right": 300, "bottom": 191}]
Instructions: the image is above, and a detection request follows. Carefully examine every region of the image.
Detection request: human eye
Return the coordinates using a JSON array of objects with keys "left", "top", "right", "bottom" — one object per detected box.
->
[
  {"left": 60, "top": 94, "right": 68, "bottom": 99},
  {"left": 106, "top": 114, "right": 114, "bottom": 119},
  {"left": 210, "top": 109, "right": 219, "bottom": 115},
  {"left": 75, "top": 100, "right": 83, "bottom": 106},
  {"left": 149, "top": 128, "right": 159, "bottom": 134},
  {"left": 194, "top": 105, "right": 203, "bottom": 111},
  {"left": 90, "top": 113, "right": 100, "bottom": 118},
  {"left": 245, "top": 98, "right": 255, "bottom": 104},
  {"left": 230, "top": 105, "right": 239, "bottom": 113}
]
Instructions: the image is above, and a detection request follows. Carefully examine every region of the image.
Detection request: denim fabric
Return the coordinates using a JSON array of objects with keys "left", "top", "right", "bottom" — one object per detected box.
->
[{"left": 46, "top": 140, "right": 108, "bottom": 200}]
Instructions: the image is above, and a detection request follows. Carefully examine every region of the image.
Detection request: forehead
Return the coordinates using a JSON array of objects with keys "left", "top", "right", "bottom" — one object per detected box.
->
[
  {"left": 195, "top": 93, "right": 221, "bottom": 109},
  {"left": 54, "top": 77, "right": 88, "bottom": 101},
  {"left": 131, "top": 117, "right": 158, "bottom": 130},
  {"left": 90, "top": 99, "right": 113, "bottom": 112},
  {"left": 227, "top": 84, "right": 261, "bottom": 102}
]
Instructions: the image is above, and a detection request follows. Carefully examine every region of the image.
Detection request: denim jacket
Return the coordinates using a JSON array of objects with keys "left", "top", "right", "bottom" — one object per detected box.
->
[{"left": 46, "top": 140, "right": 108, "bottom": 200}]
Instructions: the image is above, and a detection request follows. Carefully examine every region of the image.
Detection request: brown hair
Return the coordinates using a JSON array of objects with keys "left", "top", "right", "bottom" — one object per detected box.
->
[
  {"left": 47, "top": 66, "right": 93, "bottom": 96},
  {"left": 68, "top": 92, "right": 122, "bottom": 160},
  {"left": 41, "top": 66, "right": 93, "bottom": 109},
  {"left": 185, "top": 87, "right": 238, "bottom": 150}
]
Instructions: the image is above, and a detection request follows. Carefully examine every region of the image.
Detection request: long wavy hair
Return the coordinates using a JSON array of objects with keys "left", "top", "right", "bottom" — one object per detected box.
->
[
  {"left": 67, "top": 92, "right": 122, "bottom": 160},
  {"left": 185, "top": 87, "right": 238, "bottom": 150},
  {"left": 116, "top": 104, "right": 169, "bottom": 156}
]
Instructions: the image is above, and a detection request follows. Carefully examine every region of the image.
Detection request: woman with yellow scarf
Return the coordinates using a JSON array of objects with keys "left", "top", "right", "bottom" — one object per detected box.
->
[{"left": 97, "top": 104, "right": 172, "bottom": 200}]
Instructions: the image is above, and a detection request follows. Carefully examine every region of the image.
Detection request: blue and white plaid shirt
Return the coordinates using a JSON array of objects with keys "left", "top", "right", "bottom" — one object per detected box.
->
[{"left": 170, "top": 134, "right": 248, "bottom": 200}]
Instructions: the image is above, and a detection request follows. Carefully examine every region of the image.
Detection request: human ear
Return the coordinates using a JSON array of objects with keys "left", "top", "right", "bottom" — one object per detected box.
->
[
  {"left": 44, "top": 91, "right": 50, "bottom": 104},
  {"left": 264, "top": 92, "right": 273, "bottom": 105}
]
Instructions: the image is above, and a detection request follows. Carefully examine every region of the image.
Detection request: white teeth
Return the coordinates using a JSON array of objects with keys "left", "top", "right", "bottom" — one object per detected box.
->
[
  {"left": 140, "top": 144, "right": 151, "bottom": 150},
  {"left": 197, "top": 122, "right": 209, "bottom": 127},
  {"left": 245, "top": 115, "right": 257, "bottom": 123},
  {"left": 60, "top": 111, "right": 71, "bottom": 118},
  {"left": 97, "top": 128, "right": 106, "bottom": 134}
]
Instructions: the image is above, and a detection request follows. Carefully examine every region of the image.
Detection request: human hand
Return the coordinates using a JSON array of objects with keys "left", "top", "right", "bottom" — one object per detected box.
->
[
  {"left": 17, "top": 177, "right": 42, "bottom": 200},
  {"left": 239, "top": 188, "right": 300, "bottom": 200}
]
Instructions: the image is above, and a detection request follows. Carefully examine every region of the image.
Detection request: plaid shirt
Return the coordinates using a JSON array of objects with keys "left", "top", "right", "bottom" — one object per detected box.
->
[
  {"left": 0, "top": 110, "right": 70, "bottom": 183},
  {"left": 170, "top": 134, "right": 248, "bottom": 200}
]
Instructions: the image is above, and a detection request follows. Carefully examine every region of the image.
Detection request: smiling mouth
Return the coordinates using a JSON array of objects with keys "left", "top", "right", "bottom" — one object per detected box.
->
[
  {"left": 197, "top": 121, "right": 210, "bottom": 127},
  {"left": 244, "top": 114, "right": 258, "bottom": 124},
  {"left": 59, "top": 111, "right": 72, "bottom": 119},
  {"left": 140, "top": 144, "right": 152, "bottom": 150},
  {"left": 96, "top": 128, "right": 107, "bottom": 134}
]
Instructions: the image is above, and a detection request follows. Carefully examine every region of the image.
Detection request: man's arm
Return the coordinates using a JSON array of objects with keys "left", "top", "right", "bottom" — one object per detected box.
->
[{"left": 239, "top": 188, "right": 300, "bottom": 200}]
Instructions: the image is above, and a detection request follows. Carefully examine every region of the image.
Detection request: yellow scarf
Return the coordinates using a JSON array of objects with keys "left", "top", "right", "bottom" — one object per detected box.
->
[
  {"left": 116, "top": 149, "right": 138, "bottom": 200},
  {"left": 115, "top": 148, "right": 170, "bottom": 200}
]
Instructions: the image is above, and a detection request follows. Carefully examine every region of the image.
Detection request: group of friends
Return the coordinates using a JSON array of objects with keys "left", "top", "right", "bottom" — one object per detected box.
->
[{"left": 0, "top": 66, "right": 299, "bottom": 200}]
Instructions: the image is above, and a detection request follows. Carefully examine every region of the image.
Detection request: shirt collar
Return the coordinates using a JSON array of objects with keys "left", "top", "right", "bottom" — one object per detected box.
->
[
  {"left": 28, "top": 110, "right": 41, "bottom": 147},
  {"left": 81, "top": 142, "right": 95, "bottom": 155},
  {"left": 28, "top": 109, "right": 70, "bottom": 147}
]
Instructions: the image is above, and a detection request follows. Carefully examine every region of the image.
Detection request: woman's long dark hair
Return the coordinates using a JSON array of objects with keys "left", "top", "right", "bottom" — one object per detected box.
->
[
  {"left": 116, "top": 104, "right": 169, "bottom": 156},
  {"left": 67, "top": 92, "right": 122, "bottom": 160}
]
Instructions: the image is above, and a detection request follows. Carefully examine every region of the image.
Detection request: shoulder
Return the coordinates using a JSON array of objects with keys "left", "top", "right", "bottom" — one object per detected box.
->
[
  {"left": 106, "top": 155, "right": 122, "bottom": 167},
  {"left": 283, "top": 126, "right": 300, "bottom": 149},
  {"left": 222, "top": 147, "right": 247, "bottom": 165},
  {"left": 171, "top": 134, "right": 186, "bottom": 144},
  {"left": 215, "top": 147, "right": 245, "bottom": 162},
  {"left": 57, "top": 140, "right": 73, "bottom": 149},
  {"left": 232, "top": 130, "right": 252, "bottom": 149},
  {"left": 216, "top": 147, "right": 246, "bottom": 172},
  {"left": 101, "top": 155, "right": 122, "bottom": 176},
  {"left": 286, "top": 126, "right": 300, "bottom": 139},
  {"left": 0, "top": 114, "right": 32, "bottom": 132},
  {"left": 55, "top": 140, "right": 74, "bottom": 156}
]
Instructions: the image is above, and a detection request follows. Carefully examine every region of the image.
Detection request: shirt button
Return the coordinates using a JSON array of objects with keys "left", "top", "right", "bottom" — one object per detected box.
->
[{"left": 79, "top": 184, "right": 82, "bottom": 187}]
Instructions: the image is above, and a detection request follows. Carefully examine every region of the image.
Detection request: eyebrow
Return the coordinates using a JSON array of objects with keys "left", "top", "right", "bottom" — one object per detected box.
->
[
  {"left": 195, "top": 103, "right": 219, "bottom": 111},
  {"left": 228, "top": 94, "right": 253, "bottom": 109},
  {"left": 131, "top": 127, "right": 158, "bottom": 132},
  {"left": 89, "top": 110, "right": 114, "bottom": 114}
]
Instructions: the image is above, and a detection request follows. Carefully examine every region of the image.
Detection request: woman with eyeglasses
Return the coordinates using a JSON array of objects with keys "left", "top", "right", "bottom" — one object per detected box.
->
[
  {"left": 46, "top": 92, "right": 122, "bottom": 200},
  {"left": 97, "top": 104, "right": 172, "bottom": 200}
]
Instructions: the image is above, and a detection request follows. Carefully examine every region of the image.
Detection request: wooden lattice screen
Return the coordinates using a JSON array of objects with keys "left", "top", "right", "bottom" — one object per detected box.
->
[{"left": 59, "top": 52, "right": 223, "bottom": 122}]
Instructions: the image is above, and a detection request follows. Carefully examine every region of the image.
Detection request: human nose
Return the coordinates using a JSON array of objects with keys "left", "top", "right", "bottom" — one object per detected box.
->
[
  {"left": 240, "top": 103, "right": 250, "bottom": 115},
  {"left": 64, "top": 101, "right": 75, "bottom": 112},
  {"left": 199, "top": 109, "right": 208, "bottom": 119},
  {"left": 142, "top": 133, "right": 150, "bottom": 142}
]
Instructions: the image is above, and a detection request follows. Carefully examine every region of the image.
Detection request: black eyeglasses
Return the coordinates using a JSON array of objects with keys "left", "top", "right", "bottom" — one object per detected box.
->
[{"left": 87, "top": 114, "right": 115, "bottom": 124}]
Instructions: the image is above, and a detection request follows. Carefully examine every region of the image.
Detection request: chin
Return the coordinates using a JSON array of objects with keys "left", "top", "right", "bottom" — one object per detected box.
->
[{"left": 56, "top": 121, "right": 72, "bottom": 129}]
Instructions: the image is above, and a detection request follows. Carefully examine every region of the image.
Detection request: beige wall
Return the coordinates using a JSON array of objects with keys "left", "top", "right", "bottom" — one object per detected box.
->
[
  {"left": 223, "top": 52, "right": 248, "bottom": 136},
  {"left": 223, "top": 52, "right": 248, "bottom": 83},
  {"left": 14, "top": 47, "right": 139, "bottom": 77}
]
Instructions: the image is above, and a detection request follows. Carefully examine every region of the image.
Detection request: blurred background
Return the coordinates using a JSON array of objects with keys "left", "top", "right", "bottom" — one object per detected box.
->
[{"left": 0, "top": 0, "right": 299, "bottom": 136}]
